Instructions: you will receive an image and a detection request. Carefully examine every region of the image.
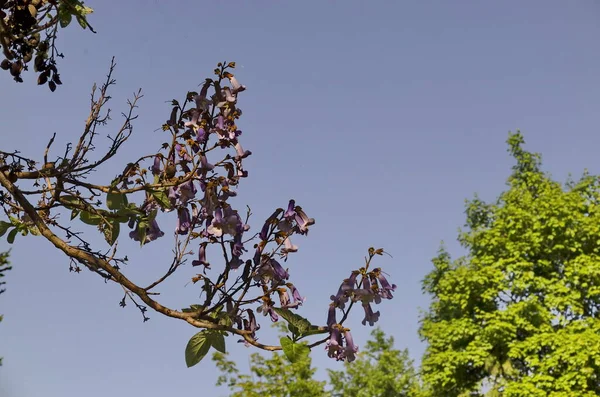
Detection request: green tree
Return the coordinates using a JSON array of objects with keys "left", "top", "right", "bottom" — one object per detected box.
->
[
  {"left": 420, "top": 132, "right": 600, "bottom": 396},
  {"left": 213, "top": 327, "right": 421, "bottom": 397},
  {"left": 328, "top": 328, "right": 422, "bottom": 397}
]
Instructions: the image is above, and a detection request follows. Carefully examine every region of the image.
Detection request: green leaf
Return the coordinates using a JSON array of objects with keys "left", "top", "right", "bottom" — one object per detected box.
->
[
  {"left": 273, "top": 308, "right": 312, "bottom": 334},
  {"left": 80, "top": 211, "right": 102, "bottom": 225},
  {"left": 7, "top": 228, "right": 18, "bottom": 244},
  {"left": 280, "top": 337, "right": 310, "bottom": 363},
  {"left": 137, "top": 221, "right": 148, "bottom": 247},
  {"left": 185, "top": 331, "right": 212, "bottom": 368},
  {"left": 106, "top": 191, "right": 127, "bottom": 210},
  {"left": 150, "top": 190, "right": 171, "bottom": 210},
  {"left": 62, "top": 195, "right": 83, "bottom": 209},
  {"left": 101, "top": 220, "right": 120, "bottom": 246},
  {"left": 0, "top": 221, "right": 11, "bottom": 238},
  {"left": 58, "top": 5, "right": 72, "bottom": 28},
  {"left": 207, "top": 331, "right": 226, "bottom": 354},
  {"left": 76, "top": 15, "right": 87, "bottom": 29}
]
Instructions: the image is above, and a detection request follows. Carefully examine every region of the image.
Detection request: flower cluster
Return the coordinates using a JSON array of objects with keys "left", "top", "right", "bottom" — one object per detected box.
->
[
  {"left": 119, "top": 62, "right": 394, "bottom": 363},
  {"left": 122, "top": 62, "right": 321, "bottom": 353},
  {"left": 325, "top": 256, "right": 397, "bottom": 361}
]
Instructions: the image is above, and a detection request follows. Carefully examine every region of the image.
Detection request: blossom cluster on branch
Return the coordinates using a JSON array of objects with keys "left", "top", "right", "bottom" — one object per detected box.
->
[{"left": 0, "top": 59, "right": 397, "bottom": 366}]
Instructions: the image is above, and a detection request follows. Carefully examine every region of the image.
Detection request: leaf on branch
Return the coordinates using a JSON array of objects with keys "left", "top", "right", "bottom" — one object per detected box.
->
[
  {"left": 106, "top": 191, "right": 128, "bottom": 210},
  {"left": 0, "top": 221, "right": 12, "bottom": 238},
  {"left": 7, "top": 228, "right": 18, "bottom": 244},
  {"left": 207, "top": 331, "right": 227, "bottom": 354},
  {"left": 150, "top": 190, "right": 171, "bottom": 210},
  {"left": 101, "top": 220, "right": 120, "bottom": 246},
  {"left": 280, "top": 337, "right": 310, "bottom": 364},
  {"left": 80, "top": 211, "right": 102, "bottom": 226},
  {"left": 185, "top": 330, "right": 212, "bottom": 368},
  {"left": 273, "top": 308, "right": 312, "bottom": 335}
]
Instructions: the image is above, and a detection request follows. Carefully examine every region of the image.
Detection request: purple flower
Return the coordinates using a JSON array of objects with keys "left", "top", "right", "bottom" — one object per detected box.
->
[
  {"left": 229, "top": 256, "right": 244, "bottom": 270},
  {"left": 372, "top": 268, "right": 397, "bottom": 300},
  {"left": 361, "top": 303, "right": 380, "bottom": 326},
  {"left": 207, "top": 208, "right": 225, "bottom": 237},
  {"left": 228, "top": 75, "right": 246, "bottom": 93},
  {"left": 129, "top": 219, "right": 165, "bottom": 244},
  {"left": 287, "top": 283, "right": 305, "bottom": 306},
  {"left": 294, "top": 206, "right": 315, "bottom": 235},
  {"left": 259, "top": 219, "right": 270, "bottom": 241},
  {"left": 178, "top": 180, "right": 196, "bottom": 203},
  {"left": 176, "top": 207, "right": 191, "bottom": 235},
  {"left": 284, "top": 200, "right": 296, "bottom": 220},
  {"left": 281, "top": 237, "right": 298, "bottom": 260},
  {"left": 240, "top": 309, "right": 260, "bottom": 346},
  {"left": 232, "top": 234, "right": 245, "bottom": 257},
  {"left": 326, "top": 326, "right": 343, "bottom": 360},
  {"left": 175, "top": 143, "right": 192, "bottom": 162},
  {"left": 352, "top": 276, "right": 381, "bottom": 304},
  {"left": 216, "top": 115, "right": 225, "bottom": 130},
  {"left": 199, "top": 155, "right": 214, "bottom": 172},
  {"left": 220, "top": 87, "right": 237, "bottom": 104},
  {"left": 168, "top": 186, "right": 179, "bottom": 207},
  {"left": 234, "top": 142, "right": 252, "bottom": 160},
  {"left": 192, "top": 243, "right": 210, "bottom": 269},
  {"left": 196, "top": 127, "right": 207, "bottom": 143},
  {"left": 257, "top": 298, "right": 279, "bottom": 322},
  {"left": 207, "top": 207, "right": 239, "bottom": 237},
  {"left": 343, "top": 330, "right": 358, "bottom": 362},
  {"left": 270, "top": 259, "right": 289, "bottom": 282},
  {"left": 151, "top": 156, "right": 161, "bottom": 175},
  {"left": 330, "top": 271, "right": 359, "bottom": 309},
  {"left": 327, "top": 304, "right": 337, "bottom": 328}
]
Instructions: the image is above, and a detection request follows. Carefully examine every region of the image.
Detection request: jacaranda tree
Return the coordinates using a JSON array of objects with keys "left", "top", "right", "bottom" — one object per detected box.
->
[
  {"left": 420, "top": 132, "right": 600, "bottom": 396},
  {"left": 0, "top": 6, "right": 398, "bottom": 367}
]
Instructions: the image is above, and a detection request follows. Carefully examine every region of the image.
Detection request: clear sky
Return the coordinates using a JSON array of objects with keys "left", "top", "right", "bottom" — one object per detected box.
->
[{"left": 1, "top": 1, "right": 599, "bottom": 396}]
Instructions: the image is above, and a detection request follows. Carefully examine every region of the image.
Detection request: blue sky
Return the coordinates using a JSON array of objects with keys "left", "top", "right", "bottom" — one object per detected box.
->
[{"left": 1, "top": 1, "right": 599, "bottom": 396}]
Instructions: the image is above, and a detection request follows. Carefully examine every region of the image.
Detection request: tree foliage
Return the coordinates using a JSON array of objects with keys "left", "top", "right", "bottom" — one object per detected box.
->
[
  {"left": 328, "top": 328, "right": 421, "bottom": 397},
  {"left": 213, "top": 326, "right": 420, "bottom": 397},
  {"left": 420, "top": 132, "right": 600, "bottom": 396}
]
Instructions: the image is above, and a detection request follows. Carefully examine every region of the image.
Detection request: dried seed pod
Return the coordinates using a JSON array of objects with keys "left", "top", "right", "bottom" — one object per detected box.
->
[
  {"left": 37, "top": 72, "right": 48, "bottom": 85},
  {"left": 0, "top": 59, "right": 10, "bottom": 70},
  {"left": 165, "top": 164, "right": 177, "bottom": 179},
  {"left": 10, "top": 61, "right": 22, "bottom": 77}
]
